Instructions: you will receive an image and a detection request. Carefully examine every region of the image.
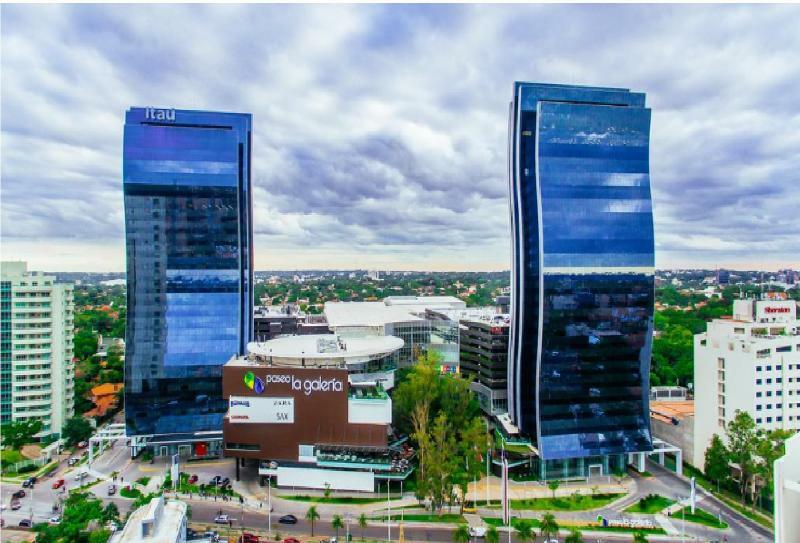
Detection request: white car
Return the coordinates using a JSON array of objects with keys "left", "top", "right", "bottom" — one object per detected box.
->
[
  {"left": 468, "top": 526, "right": 487, "bottom": 538},
  {"left": 49, "top": 516, "right": 61, "bottom": 524},
  {"left": 213, "top": 514, "right": 230, "bottom": 524}
]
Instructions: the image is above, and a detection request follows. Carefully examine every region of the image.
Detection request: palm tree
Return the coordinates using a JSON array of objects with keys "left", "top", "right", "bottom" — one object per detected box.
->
[
  {"left": 547, "top": 480, "right": 560, "bottom": 500},
  {"left": 485, "top": 525, "right": 500, "bottom": 543},
  {"left": 358, "top": 512, "right": 368, "bottom": 540},
  {"left": 565, "top": 528, "right": 584, "bottom": 543},
  {"left": 539, "top": 513, "right": 559, "bottom": 540},
  {"left": 453, "top": 524, "right": 470, "bottom": 543},
  {"left": 332, "top": 514, "right": 344, "bottom": 539},
  {"left": 305, "top": 505, "right": 320, "bottom": 536},
  {"left": 515, "top": 520, "right": 533, "bottom": 543},
  {"left": 633, "top": 532, "right": 648, "bottom": 543}
]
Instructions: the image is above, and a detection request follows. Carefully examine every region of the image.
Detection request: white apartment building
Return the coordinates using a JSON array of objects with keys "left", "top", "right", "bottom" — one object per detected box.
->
[
  {"left": 774, "top": 432, "right": 800, "bottom": 543},
  {"left": 694, "top": 296, "right": 800, "bottom": 463},
  {"left": 1, "top": 261, "right": 75, "bottom": 439}
]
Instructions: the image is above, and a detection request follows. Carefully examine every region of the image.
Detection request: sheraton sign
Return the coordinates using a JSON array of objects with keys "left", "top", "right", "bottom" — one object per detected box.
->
[{"left": 764, "top": 307, "right": 791, "bottom": 314}]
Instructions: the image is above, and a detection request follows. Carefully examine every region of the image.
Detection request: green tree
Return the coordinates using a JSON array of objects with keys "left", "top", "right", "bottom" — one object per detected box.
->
[
  {"left": 547, "top": 480, "right": 560, "bottom": 500},
  {"left": 704, "top": 434, "right": 730, "bottom": 492},
  {"left": 726, "top": 410, "right": 759, "bottom": 505},
  {"left": 485, "top": 525, "right": 499, "bottom": 543},
  {"left": 565, "top": 529, "right": 584, "bottom": 543},
  {"left": 539, "top": 513, "right": 559, "bottom": 540},
  {"left": 332, "top": 514, "right": 343, "bottom": 539},
  {"left": 0, "top": 419, "right": 42, "bottom": 448},
  {"left": 358, "top": 513, "right": 368, "bottom": 540},
  {"left": 102, "top": 502, "right": 120, "bottom": 523},
  {"left": 632, "top": 532, "right": 648, "bottom": 543},
  {"left": 88, "top": 529, "right": 111, "bottom": 543},
  {"left": 756, "top": 429, "right": 794, "bottom": 502},
  {"left": 63, "top": 416, "right": 94, "bottom": 446},
  {"left": 452, "top": 524, "right": 470, "bottom": 543},
  {"left": 514, "top": 520, "right": 533, "bottom": 543},
  {"left": 305, "top": 506, "right": 320, "bottom": 536}
]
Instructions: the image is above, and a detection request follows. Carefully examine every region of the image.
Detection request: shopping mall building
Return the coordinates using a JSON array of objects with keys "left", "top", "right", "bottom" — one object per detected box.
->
[{"left": 222, "top": 334, "right": 414, "bottom": 490}]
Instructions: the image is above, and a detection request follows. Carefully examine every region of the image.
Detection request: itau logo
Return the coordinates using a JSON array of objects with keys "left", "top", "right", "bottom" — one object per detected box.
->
[{"left": 243, "top": 371, "right": 265, "bottom": 394}]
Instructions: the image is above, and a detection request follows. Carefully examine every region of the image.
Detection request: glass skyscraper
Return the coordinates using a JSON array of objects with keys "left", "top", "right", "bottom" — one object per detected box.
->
[
  {"left": 507, "top": 83, "right": 654, "bottom": 460},
  {"left": 123, "top": 107, "right": 253, "bottom": 456}
]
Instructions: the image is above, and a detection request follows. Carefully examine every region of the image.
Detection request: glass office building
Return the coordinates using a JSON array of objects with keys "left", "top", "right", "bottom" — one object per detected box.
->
[
  {"left": 123, "top": 107, "right": 253, "bottom": 456},
  {"left": 507, "top": 83, "right": 654, "bottom": 460}
]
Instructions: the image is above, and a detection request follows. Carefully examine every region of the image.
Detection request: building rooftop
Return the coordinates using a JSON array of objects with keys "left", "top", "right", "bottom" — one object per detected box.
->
[
  {"left": 110, "top": 497, "right": 186, "bottom": 543},
  {"left": 650, "top": 400, "right": 695, "bottom": 424},
  {"left": 324, "top": 302, "right": 422, "bottom": 328},
  {"left": 91, "top": 383, "right": 123, "bottom": 397},
  {"left": 243, "top": 334, "right": 404, "bottom": 362}
]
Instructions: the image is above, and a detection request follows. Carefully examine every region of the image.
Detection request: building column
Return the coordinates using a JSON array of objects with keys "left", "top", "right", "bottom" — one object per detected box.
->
[
  {"left": 675, "top": 451, "right": 683, "bottom": 476},
  {"left": 658, "top": 452, "right": 665, "bottom": 465},
  {"left": 637, "top": 452, "right": 646, "bottom": 473}
]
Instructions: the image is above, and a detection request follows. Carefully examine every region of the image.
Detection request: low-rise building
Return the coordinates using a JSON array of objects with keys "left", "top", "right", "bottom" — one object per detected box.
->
[
  {"left": 84, "top": 383, "right": 123, "bottom": 418},
  {"left": 222, "top": 334, "right": 413, "bottom": 490},
  {"left": 458, "top": 312, "right": 510, "bottom": 415},
  {"left": 694, "top": 295, "right": 799, "bottom": 463},
  {"left": 775, "top": 432, "right": 800, "bottom": 543},
  {"left": 109, "top": 496, "right": 187, "bottom": 543},
  {"left": 650, "top": 400, "right": 695, "bottom": 466}
]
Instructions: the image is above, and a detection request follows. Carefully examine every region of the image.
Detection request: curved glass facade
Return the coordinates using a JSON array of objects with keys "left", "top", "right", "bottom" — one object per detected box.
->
[
  {"left": 123, "top": 108, "right": 253, "bottom": 439},
  {"left": 508, "top": 83, "right": 654, "bottom": 460}
]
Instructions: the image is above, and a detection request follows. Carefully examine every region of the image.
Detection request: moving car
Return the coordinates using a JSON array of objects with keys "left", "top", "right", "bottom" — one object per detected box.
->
[
  {"left": 188, "top": 474, "right": 198, "bottom": 484},
  {"left": 52, "top": 479, "right": 65, "bottom": 489},
  {"left": 67, "top": 458, "right": 79, "bottom": 466},
  {"left": 220, "top": 477, "right": 231, "bottom": 486},
  {"left": 240, "top": 533, "right": 260, "bottom": 543},
  {"left": 11, "top": 499, "right": 21, "bottom": 511},
  {"left": 278, "top": 514, "right": 298, "bottom": 525},
  {"left": 213, "top": 514, "right": 230, "bottom": 524},
  {"left": 22, "top": 477, "right": 36, "bottom": 488},
  {"left": 12, "top": 490, "right": 26, "bottom": 499},
  {"left": 468, "top": 526, "right": 487, "bottom": 538},
  {"left": 107, "top": 485, "right": 117, "bottom": 496},
  {"left": 19, "top": 519, "right": 33, "bottom": 528},
  {"left": 282, "top": 538, "right": 300, "bottom": 543},
  {"left": 49, "top": 516, "right": 61, "bottom": 525},
  {"left": 74, "top": 471, "right": 88, "bottom": 481},
  {"left": 209, "top": 476, "right": 222, "bottom": 485}
]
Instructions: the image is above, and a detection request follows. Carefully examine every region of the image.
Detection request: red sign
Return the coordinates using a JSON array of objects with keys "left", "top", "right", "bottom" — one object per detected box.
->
[{"left": 764, "top": 307, "right": 790, "bottom": 314}]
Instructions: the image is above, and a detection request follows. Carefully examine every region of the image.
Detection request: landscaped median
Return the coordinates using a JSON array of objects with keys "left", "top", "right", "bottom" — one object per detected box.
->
[
  {"left": 482, "top": 516, "right": 667, "bottom": 536},
  {"left": 281, "top": 494, "right": 403, "bottom": 505},
  {"left": 484, "top": 493, "right": 625, "bottom": 511},
  {"left": 624, "top": 494, "right": 675, "bottom": 514},
  {"left": 370, "top": 513, "right": 466, "bottom": 523},
  {"left": 675, "top": 506, "right": 729, "bottom": 529}
]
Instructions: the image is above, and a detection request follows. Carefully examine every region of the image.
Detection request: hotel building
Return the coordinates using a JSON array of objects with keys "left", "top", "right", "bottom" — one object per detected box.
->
[{"left": 694, "top": 295, "right": 800, "bottom": 463}]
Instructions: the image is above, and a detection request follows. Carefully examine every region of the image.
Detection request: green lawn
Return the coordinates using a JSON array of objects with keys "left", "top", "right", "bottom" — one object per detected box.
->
[
  {"left": 1, "top": 449, "right": 24, "bottom": 465},
  {"left": 282, "top": 494, "right": 402, "bottom": 504},
  {"left": 482, "top": 517, "right": 665, "bottom": 535},
  {"left": 136, "top": 476, "right": 151, "bottom": 486},
  {"left": 624, "top": 496, "right": 675, "bottom": 514},
  {"left": 509, "top": 493, "right": 625, "bottom": 511},
  {"left": 677, "top": 507, "right": 729, "bottom": 529},
  {"left": 120, "top": 486, "right": 143, "bottom": 499}
]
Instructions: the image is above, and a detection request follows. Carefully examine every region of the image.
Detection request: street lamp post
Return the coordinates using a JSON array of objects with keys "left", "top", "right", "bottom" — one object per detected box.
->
[
  {"left": 387, "top": 480, "right": 391, "bottom": 543},
  {"left": 268, "top": 475, "right": 272, "bottom": 535}
]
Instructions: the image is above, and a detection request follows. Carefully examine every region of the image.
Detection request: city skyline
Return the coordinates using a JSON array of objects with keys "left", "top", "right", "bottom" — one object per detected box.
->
[{"left": 2, "top": 4, "right": 799, "bottom": 272}]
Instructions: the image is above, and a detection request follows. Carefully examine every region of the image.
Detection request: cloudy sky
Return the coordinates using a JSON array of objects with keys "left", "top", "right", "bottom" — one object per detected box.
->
[{"left": 1, "top": 4, "right": 798, "bottom": 272}]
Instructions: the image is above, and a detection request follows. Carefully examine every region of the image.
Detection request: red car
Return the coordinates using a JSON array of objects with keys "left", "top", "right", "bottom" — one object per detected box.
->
[
  {"left": 52, "top": 479, "right": 65, "bottom": 489},
  {"left": 188, "top": 474, "right": 198, "bottom": 484},
  {"left": 282, "top": 538, "right": 300, "bottom": 543},
  {"left": 240, "top": 534, "right": 260, "bottom": 543}
]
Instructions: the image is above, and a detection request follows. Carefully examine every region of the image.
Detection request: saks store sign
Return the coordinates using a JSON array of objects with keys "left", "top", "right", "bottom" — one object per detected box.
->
[
  {"left": 243, "top": 371, "right": 344, "bottom": 396},
  {"left": 229, "top": 396, "right": 294, "bottom": 424}
]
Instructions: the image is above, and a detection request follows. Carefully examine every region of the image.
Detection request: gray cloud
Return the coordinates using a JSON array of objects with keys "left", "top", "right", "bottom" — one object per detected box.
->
[{"left": 1, "top": 4, "right": 798, "bottom": 270}]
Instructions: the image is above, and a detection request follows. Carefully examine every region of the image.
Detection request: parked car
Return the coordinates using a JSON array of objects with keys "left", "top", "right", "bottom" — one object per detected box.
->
[
  {"left": 12, "top": 490, "right": 26, "bottom": 499},
  {"left": 67, "top": 457, "right": 78, "bottom": 466},
  {"left": 468, "top": 526, "right": 487, "bottom": 538},
  {"left": 282, "top": 538, "right": 300, "bottom": 543},
  {"left": 22, "top": 477, "right": 36, "bottom": 488},
  {"left": 29, "top": 476, "right": 38, "bottom": 484},
  {"left": 209, "top": 475, "right": 222, "bottom": 485},
  {"left": 278, "top": 514, "right": 297, "bottom": 525},
  {"left": 74, "top": 471, "right": 88, "bottom": 481},
  {"left": 240, "top": 533, "right": 260, "bottom": 543},
  {"left": 213, "top": 514, "right": 230, "bottom": 524},
  {"left": 77, "top": 441, "right": 87, "bottom": 448},
  {"left": 19, "top": 519, "right": 33, "bottom": 528},
  {"left": 188, "top": 474, "right": 198, "bottom": 484},
  {"left": 220, "top": 477, "right": 231, "bottom": 486},
  {"left": 10, "top": 500, "right": 21, "bottom": 511},
  {"left": 52, "top": 479, "right": 65, "bottom": 489},
  {"left": 49, "top": 516, "right": 61, "bottom": 525},
  {"left": 107, "top": 485, "right": 117, "bottom": 496}
]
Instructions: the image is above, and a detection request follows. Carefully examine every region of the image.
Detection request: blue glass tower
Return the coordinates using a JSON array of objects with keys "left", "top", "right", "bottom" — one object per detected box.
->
[
  {"left": 123, "top": 107, "right": 253, "bottom": 454},
  {"left": 507, "top": 83, "right": 654, "bottom": 460}
]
